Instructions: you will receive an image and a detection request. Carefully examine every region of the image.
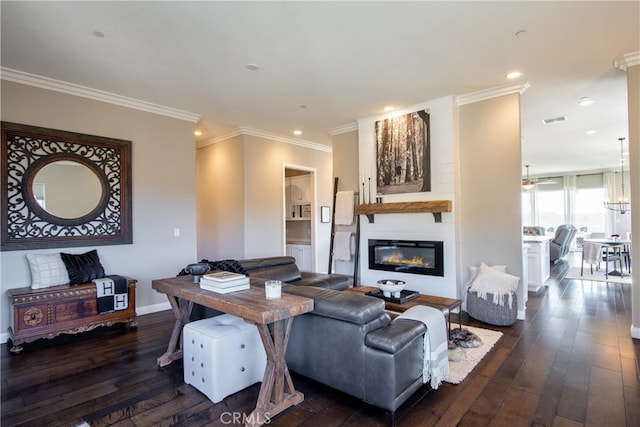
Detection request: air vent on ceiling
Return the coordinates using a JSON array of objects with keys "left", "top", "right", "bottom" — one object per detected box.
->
[{"left": 542, "top": 116, "right": 567, "bottom": 124}]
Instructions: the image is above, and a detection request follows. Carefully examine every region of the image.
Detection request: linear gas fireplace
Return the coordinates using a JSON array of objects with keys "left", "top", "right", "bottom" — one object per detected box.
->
[{"left": 369, "top": 239, "right": 444, "bottom": 277}]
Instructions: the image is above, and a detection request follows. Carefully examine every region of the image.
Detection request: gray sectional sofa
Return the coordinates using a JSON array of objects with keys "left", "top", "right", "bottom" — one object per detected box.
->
[
  {"left": 189, "top": 256, "right": 432, "bottom": 422},
  {"left": 284, "top": 285, "right": 427, "bottom": 422}
]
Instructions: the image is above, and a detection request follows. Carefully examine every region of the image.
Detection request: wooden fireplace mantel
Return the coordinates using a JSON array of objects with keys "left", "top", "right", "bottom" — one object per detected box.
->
[{"left": 355, "top": 200, "right": 452, "bottom": 223}]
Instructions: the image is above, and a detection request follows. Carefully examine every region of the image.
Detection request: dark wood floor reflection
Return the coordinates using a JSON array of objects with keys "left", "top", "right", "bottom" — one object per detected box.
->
[{"left": 2, "top": 257, "right": 640, "bottom": 426}]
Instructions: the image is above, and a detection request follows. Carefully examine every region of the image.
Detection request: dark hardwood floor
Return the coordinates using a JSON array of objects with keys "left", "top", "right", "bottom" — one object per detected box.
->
[{"left": 2, "top": 256, "right": 640, "bottom": 426}]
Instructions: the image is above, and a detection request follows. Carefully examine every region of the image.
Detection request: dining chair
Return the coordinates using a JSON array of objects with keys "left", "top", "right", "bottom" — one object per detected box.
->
[
  {"left": 621, "top": 243, "right": 631, "bottom": 273},
  {"left": 583, "top": 242, "right": 624, "bottom": 279},
  {"left": 581, "top": 242, "right": 603, "bottom": 275}
]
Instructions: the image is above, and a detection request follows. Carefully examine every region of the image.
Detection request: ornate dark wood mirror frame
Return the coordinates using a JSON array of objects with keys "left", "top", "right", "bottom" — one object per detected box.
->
[{"left": 1, "top": 122, "right": 132, "bottom": 250}]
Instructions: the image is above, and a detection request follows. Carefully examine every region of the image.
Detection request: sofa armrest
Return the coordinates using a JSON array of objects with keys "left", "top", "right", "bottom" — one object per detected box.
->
[{"left": 365, "top": 319, "right": 426, "bottom": 354}]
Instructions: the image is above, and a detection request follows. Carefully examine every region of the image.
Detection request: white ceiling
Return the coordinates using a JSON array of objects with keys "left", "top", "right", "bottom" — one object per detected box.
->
[{"left": 1, "top": 1, "right": 638, "bottom": 178}]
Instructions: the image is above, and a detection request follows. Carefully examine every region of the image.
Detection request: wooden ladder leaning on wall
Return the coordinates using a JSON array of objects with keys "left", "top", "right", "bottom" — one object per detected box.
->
[{"left": 327, "top": 177, "right": 360, "bottom": 286}]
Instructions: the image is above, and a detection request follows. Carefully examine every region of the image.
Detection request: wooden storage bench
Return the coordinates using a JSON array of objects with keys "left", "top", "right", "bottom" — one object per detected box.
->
[{"left": 7, "top": 279, "right": 137, "bottom": 354}]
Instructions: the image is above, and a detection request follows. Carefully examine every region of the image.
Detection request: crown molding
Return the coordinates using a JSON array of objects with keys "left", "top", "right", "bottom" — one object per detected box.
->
[
  {"left": 614, "top": 51, "right": 640, "bottom": 71},
  {"left": 328, "top": 122, "right": 358, "bottom": 135},
  {"left": 1, "top": 67, "right": 201, "bottom": 123},
  {"left": 198, "top": 126, "right": 332, "bottom": 153},
  {"left": 456, "top": 82, "right": 530, "bottom": 106}
]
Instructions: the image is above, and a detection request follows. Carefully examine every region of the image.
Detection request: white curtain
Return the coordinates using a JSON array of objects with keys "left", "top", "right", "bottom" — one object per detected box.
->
[
  {"left": 522, "top": 186, "right": 539, "bottom": 226},
  {"left": 603, "top": 171, "right": 616, "bottom": 235},
  {"left": 563, "top": 175, "right": 576, "bottom": 226},
  {"left": 530, "top": 186, "right": 540, "bottom": 226}
]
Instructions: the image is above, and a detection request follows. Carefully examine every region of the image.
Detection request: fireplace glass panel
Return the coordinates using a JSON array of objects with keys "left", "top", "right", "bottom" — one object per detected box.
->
[{"left": 368, "top": 239, "right": 444, "bottom": 276}]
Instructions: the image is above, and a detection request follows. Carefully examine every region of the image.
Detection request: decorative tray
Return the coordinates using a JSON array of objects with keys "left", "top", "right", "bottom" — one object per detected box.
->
[{"left": 365, "top": 289, "right": 419, "bottom": 304}]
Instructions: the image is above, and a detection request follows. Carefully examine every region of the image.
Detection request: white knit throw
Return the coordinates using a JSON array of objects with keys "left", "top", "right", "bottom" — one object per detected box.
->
[{"left": 396, "top": 305, "right": 449, "bottom": 389}]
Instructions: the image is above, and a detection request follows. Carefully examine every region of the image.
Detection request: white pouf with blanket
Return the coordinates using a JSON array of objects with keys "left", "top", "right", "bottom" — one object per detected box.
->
[{"left": 465, "top": 263, "right": 518, "bottom": 326}]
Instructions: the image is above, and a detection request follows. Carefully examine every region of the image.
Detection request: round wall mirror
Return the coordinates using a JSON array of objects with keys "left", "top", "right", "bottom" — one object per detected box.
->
[
  {"left": 2, "top": 121, "right": 132, "bottom": 250},
  {"left": 32, "top": 160, "right": 104, "bottom": 219}
]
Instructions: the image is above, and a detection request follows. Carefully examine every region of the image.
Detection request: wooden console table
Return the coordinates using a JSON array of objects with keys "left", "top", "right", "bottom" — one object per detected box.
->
[{"left": 152, "top": 276, "right": 314, "bottom": 427}]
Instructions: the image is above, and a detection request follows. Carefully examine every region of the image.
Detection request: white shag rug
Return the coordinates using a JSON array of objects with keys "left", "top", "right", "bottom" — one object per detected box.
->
[
  {"left": 445, "top": 325, "right": 502, "bottom": 384},
  {"left": 564, "top": 267, "right": 631, "bottom": 285}
]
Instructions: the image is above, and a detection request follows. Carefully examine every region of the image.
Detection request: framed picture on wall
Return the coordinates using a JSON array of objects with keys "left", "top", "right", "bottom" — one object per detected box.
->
[{"left": 375, "top": 109, "right": 431, "bottom": 196}]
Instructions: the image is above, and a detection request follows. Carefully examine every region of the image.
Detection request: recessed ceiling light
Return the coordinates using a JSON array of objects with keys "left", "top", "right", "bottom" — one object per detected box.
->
[
  {"left": 383, "top": 106, "right": 395, "bottom": 112},
  {"left": 194, "top": 130, "right": 202, "bottom": 136},
  {"left": 579, "top": 97, "right": 594, "bottom": 106},
  {"left": 245, "top": 63, "right": 259, "bottom": 71},
  {"left": 293, "top": 130, "right": 302, "bottom": 136},
  {"left": 506, "top": 71, "right": 523, "bottom": 79},
  {"left": 586, "top": 130, "right": 597, "bottom": 135}
]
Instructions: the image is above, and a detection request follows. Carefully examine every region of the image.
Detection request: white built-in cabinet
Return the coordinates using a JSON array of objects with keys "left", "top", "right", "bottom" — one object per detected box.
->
[
  {"left": 523, "top": 237, "right": 551, "bottom": 292},
  {"left": 288, "top": 175, "right": 310, "bottom": 204},
  {"left": 286, "top": 244, "right": 311, "bottom": 271},
  {"left": 285, "top": 175, "right": 311, "bottom": 220}
]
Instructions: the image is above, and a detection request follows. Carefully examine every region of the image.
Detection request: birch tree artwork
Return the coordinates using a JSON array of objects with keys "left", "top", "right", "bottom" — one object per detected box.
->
[{"left": 375, "top": 109, "right": 430, "bottom": 195}]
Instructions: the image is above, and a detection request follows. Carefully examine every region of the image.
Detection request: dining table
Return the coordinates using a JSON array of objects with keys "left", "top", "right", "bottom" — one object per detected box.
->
[{"left": 583, "top": 238, "right": 631, "bottom": 277}]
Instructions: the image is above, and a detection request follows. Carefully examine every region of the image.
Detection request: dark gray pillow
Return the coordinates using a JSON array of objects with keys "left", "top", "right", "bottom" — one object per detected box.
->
[{"left": 60, "top": 249, "right": 105, "bottom": 285}]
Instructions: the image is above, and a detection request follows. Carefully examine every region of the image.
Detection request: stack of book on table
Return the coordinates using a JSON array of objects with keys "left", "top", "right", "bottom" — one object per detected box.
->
[{"left": 199, "top": 270, "right": 250, "bottom": 293}]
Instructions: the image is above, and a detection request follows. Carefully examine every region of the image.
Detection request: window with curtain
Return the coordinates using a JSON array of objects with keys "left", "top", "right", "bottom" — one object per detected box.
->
[
  {"left": 521, "top": 172, "right": 608, "bottom": 238},
  {"left": 537, "top": 189, "right": 565, "bottom": 233},
  {"left": 574, "top": 188, "right": 606, "bottom": 233}
]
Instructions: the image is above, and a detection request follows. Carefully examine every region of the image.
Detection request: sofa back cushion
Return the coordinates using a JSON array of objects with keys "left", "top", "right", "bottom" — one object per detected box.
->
[
  {"left": 239, "top": 256, "right": 302, "bottom": 282},
  {"left": 285, "top": 286, "right": 386, "bottom": 325}
]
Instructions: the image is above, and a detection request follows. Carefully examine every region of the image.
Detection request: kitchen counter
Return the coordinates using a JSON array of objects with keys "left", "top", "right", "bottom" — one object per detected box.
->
[{"left": 287, "top": 240, "right": 311, "bottom": 245}]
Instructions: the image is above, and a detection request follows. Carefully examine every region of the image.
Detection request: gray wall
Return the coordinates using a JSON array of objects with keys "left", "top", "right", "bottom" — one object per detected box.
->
[
  {"left": 458, "top": 93, "right": 524, "bottom": 312},
  {"left": 196, "top": 135, "right": 246, "bottom": 259},
  {"left": 196, "top": 133, "right": 334, "bottom": 271},
  {"left": 0, "top": 81, "right": 198, "bottom": 340},
  {"left": 330, "top": 129, "right": 360, "bottom": 276}
]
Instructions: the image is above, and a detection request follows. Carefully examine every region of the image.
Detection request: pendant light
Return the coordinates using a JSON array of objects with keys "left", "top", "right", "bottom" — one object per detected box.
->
[{"left": 604, "top": 137, "right": 630, "bottom": 214}]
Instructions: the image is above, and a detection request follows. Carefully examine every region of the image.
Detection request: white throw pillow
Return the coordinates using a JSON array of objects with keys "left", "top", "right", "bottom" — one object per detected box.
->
[
  {"left": 26, "top": 253, "right": 70, "bottom": 289},
  {"left": 468, "top": 264, "right": 507, "bottom": 280},
  {"left": 469, "top": 262, "right": 519, "bottom": 294}
]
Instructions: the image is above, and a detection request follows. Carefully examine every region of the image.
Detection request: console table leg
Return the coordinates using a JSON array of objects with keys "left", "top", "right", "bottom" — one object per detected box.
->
[
  {"left": 157, "top": 295, "right": 192, "bottom": 367},
  {"left": 247, "top": 318, "right": 302, "bottom": 427}
]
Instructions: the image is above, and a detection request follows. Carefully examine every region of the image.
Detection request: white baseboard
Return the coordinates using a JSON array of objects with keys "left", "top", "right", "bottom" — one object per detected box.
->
[
  {"left": 136, "top": 301, "right": 171, "bottom": 316},
  {"left": 630, "top": 324, "right": 640, "bottom": 339},
  {"left": 0, "top": 301, "right": 172, "bottom": 345}
]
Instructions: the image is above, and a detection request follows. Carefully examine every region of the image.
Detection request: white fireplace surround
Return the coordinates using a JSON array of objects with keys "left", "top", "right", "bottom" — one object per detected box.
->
[{"left": 358, "top": 96, "right": 459, "bottom": 299}]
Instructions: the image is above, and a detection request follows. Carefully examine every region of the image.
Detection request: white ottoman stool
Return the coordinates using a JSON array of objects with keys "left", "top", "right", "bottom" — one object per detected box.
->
[{"left": 183, "top": 314, "right": 267, "bottom": 403}]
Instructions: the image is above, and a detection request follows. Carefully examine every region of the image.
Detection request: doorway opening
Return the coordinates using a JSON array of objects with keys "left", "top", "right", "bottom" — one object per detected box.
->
[{"left": 284, "top": 167, "right": 315, "bottom": 271}]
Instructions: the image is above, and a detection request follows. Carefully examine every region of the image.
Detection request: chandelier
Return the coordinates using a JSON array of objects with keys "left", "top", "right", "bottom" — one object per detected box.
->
[{"left": 604, "top": 137, "right": 630, "bottom": 214}]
